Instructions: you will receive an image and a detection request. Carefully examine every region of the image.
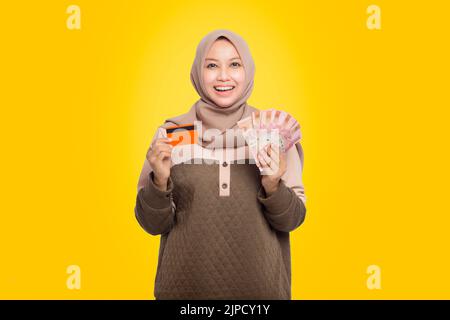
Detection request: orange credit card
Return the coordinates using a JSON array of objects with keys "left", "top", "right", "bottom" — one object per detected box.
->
[{"left": 165, "top": 123, "right": 198, "bottom": 147}]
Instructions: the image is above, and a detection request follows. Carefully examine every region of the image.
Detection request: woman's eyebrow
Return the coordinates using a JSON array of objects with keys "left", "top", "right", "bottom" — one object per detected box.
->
[{"left": 205, "top": 57, "right": 241, "bottom": 61}]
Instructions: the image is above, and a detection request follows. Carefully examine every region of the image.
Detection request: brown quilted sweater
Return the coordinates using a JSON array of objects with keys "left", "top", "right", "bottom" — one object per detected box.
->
[{"left": 134, "top": 129, "right": 307, "bottom": 300}]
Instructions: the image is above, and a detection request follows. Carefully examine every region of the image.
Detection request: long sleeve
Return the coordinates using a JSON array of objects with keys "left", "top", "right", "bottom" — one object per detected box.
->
[
  {"left": 257, "top": 142, "right": 307, "bottom": 232},
  {"left": 134, "top": 126, "right": 177, "bottom": 235},
  {"left": 135, "top": 171, "right": 176, "bottom": 235}
]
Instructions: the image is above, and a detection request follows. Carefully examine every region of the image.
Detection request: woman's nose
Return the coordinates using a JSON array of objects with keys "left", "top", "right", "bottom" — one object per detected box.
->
[{"left": 217, "top": 68, "right": 230, "bottom": 81}]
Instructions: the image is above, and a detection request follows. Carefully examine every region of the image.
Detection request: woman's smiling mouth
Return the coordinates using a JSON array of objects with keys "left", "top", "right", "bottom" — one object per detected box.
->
[{"left": 213, "top": 86, "right": 235, "bottom": 95}]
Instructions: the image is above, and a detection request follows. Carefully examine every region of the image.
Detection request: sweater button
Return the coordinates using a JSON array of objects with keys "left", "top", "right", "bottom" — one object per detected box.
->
[
  {"left": 222, "top": 183, "right": 228, "bottom": 189},
  {"left": 222, "top": 161, "right": 228, "bottom": 167}
]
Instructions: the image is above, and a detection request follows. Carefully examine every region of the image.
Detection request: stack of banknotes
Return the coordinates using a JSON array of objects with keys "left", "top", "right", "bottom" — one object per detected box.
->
[{"left": 237, "top": 109, "right": 301, "bottom": 168}]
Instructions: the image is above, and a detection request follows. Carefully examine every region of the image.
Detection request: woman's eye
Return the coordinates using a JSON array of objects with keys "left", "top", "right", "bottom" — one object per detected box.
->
[{"left": 206, "top": 62, "right": 241, "bottom": 68}]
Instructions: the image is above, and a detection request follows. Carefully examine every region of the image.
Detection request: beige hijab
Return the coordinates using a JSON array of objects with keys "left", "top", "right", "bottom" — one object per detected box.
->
[{"left": 164, "top": 29, "right": 259, "bottom": 149}]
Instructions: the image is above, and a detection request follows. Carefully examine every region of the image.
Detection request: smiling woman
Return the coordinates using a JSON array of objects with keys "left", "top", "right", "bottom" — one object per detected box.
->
[{"left": 135, "top": 29, "right": 306, "bottom": 300}]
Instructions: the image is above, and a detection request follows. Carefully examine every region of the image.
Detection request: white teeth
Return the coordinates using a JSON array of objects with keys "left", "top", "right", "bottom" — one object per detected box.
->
[{"left": 214, "top": 86, "right": 234, "bottom": 91}]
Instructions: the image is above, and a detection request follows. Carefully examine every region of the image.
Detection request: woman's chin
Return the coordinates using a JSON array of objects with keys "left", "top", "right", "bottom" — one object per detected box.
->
[{"left": 211, "top": 96, "right": 239, "bottom": 108}]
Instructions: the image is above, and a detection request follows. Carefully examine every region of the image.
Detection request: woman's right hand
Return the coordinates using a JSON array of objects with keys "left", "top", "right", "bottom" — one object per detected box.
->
[{"left": 146, "top": 137, "right": 173, "bottom": 190}]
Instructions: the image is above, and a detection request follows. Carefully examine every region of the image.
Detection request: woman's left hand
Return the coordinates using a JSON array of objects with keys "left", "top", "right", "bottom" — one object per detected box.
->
[{"left": 257, "top": 143, "right": 287, "bottom": 196}]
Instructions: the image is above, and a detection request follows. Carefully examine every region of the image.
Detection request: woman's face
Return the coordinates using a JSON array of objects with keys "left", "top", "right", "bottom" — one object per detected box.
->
[{"left": 203, "top": 39, "right": 246, "bottom": 108}]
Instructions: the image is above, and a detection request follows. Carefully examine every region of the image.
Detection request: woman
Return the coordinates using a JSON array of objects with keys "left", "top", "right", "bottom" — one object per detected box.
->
[{"left": 135, "top": 29, "right": 307, "bottom": 300}]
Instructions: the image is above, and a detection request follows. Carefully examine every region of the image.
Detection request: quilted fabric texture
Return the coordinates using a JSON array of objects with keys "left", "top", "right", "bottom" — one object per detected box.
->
[{"left": 135, "top": 159, "right": 306, "bottom": 300}]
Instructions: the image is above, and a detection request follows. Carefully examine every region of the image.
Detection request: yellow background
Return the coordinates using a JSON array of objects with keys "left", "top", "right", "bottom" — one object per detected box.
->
[{"left": 1, "top": 0, "right": 449, "bottom": 299}]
